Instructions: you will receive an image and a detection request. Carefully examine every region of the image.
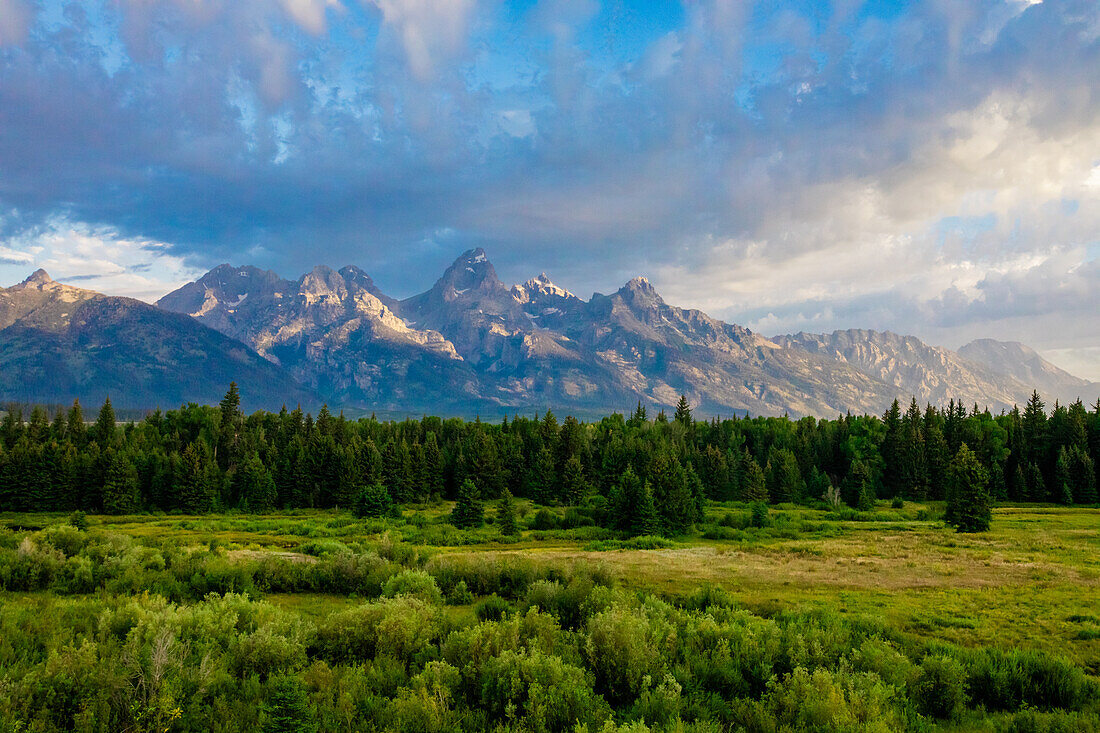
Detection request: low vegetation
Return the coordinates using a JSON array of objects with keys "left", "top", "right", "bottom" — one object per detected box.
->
[{"left": 0, "top": 388, "right": 1097, "bottom": 731}]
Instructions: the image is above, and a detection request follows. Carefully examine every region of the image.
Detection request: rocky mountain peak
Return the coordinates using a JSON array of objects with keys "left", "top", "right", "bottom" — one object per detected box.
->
[
  {"left": 432, "top": 248, "right": 505, "bottom": 300},
  {"left": 24, "top": 269, "right": 52, "bottom": 285},
  {"left": 298, "top": 265, "right": 347, "bottom": 300},
  {"left": 618, "top": 276, "right": 664, "bottom": 309},
  {"left": 523, "top": 273, "right": 577, "bottom": 300}
]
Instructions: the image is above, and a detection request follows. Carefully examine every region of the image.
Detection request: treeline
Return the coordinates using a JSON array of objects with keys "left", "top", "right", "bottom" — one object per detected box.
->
[{"left": 1, "top": 386, "right": 1097, "bottom": 528}]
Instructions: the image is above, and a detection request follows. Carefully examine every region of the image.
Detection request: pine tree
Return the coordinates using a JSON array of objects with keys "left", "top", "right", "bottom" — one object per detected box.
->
[
  {"left": 635, "top": 481, "right": 660, "bottom": 536},
  {"left": 66, "top": 399, "right": 86, "bottom": 446},
  {"left": 262, "top": 675, "right": 316, "bottom": 733},
  {"left": 946, "top": 443, "right": 992, "bottom": 532},
  {"left": 765, "top": 447, "right": 804, "bottom": 504},
  {"left": 842, "top": 460, "right": 873, "bottom": 510},
  {"left": 353, "top": 483, "right": 392, "bottom": 518},
  {"left": 218, "top": 382, "right": 243, "bottom": 470},
  {"left": 608, "top": 466, "right": 644, "bottom": 533},
  {"left": 235, "top": 452, "right": 277, "bottom": 511},
  {"left": 101, "top": 450, "right": 139, "bottom": 514},
  {"left": 422, "top": 432, "right": 445, "bottom": 499},
  {"left": 94, "top": 397, "right": 116, "bottom": 446},
  {"left": 1026, "top": 461, "right": 1047, "bottom": 502},
  {"left": 179, "top": 441, "right": 218, "bottom": 513},
  {"left": 527, "top": 447, "right": 556, "bottom": 504},
  {"left": 674, "top": 395, "right": 692, "bottom": 426},
  {"left": 451, "top": 479, "right": 484, "bottom": 528},
  {"left": 1067, "top": 445, "right": 1097, "bottom": 504},
  {"left": 741, "top": 455, "right": 768, "bottom": 503},
  {"left": 496, "top": 488, "right": 517, "bottom": 536},
  {"left": 685, "top": 463, "right": 706, "bottom": 523},
  {"left": 561, "top": 454, "right": 588, "bottom": 505},
  {"left": 1055, "top": 447, "right": 1073, "bottom": 505}
]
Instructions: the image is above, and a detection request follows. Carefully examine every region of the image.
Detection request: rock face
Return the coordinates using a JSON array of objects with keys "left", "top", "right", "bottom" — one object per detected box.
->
[
  {"left": 957, "top": 339, "right": 1099, "bottom": 405},
  {"left": 156, "top": 263, "right": 477, "bottom": 411},
  {"left": 0, "top": 271, "right": 316, "bottom": 409},
  {"left": 775, "top": 330, "right": 1097, "bottom": 412},
  {"left": 4, "top": 249, "right": 1083, "bottom": 417}
]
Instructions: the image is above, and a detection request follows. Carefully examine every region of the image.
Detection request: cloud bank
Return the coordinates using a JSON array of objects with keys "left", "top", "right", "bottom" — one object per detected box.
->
[{"left": 0, "top": 0, "right": 1097, "bottom": 377}]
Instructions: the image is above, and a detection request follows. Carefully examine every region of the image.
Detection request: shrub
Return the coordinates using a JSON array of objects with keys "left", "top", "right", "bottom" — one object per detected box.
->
[
  {"left": 585, "top": 604, "right": 671, "bottom": 704},
  {"left": 967, "top": 648, "right": 1092, "bottom": 712},
  {"left": 481, "top": 649, "right": 610, "bottom": 733},
  {"left": 757, "top": 667, "right": 904, "bottom": 731},
  {"left": 912, "top": 654, "right": 968, "bottom": 720},
  {"left": 382, "top": 569, "right": 443, "bottom": 605},
  {"left": 475, "top": 594, "right": 511, "bottom": 622},
  {"left": 445, "top": 579, "right": 474, "bottom": 605},
  {"left": 311, "top": 597, "right": 441, "bottom": 667},
  {"left": 749, "top": 502, "right": 769, "bottom": 528},
  {"left": 67, "top": 511, "right": 89, "bottom": 531}
]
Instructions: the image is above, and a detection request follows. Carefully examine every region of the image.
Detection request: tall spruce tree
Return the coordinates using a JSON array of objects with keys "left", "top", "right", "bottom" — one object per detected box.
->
[
  {"left": 451, "top": 479, "right": 484, "bottom": 528},
  {"left": 946, "top": 443, "right": 992, "bottom": 532},
  {"left": 496, "top": 488, "right": 517, "bottom": 536}
]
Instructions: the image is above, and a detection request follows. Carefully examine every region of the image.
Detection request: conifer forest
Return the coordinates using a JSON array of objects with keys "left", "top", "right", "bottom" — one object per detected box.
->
[{"left": 1, "top": 387, "right": 1099, "bottom": 732}]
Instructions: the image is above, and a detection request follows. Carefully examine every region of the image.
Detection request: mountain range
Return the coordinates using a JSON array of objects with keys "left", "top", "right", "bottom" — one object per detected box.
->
[{"left": 2, "top": 250, "right": 1096, "bottom": 416}]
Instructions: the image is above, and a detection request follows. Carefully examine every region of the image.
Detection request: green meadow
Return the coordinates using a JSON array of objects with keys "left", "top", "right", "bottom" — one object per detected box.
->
[{"left": 2, "top": 501, "right": 1098, "bottom": 732}]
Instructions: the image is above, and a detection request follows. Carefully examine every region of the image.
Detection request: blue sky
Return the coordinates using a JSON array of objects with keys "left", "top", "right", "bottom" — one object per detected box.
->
[{"left": 0, "top": 0, "right": 1098, "bottom": 379}]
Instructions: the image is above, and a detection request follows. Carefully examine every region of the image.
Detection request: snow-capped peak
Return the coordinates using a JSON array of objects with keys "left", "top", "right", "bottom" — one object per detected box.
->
[{"left": 522, "top": 273, "right": 576, "bottom": 300}]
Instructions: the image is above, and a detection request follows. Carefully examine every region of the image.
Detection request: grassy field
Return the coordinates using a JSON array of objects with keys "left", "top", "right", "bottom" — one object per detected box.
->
[
  {"left": 11, "top": 500, "right": 1095, "bottom": 668},
  {"left": 3, "top": 501, "right": 1099, "bottom": 731}
]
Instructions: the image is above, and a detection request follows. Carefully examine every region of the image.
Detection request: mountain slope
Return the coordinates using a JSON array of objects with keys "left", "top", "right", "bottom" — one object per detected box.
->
[
  {"left": 150, "top": 252, "right": 1098, "bottom": 417},
  {"left": 157, "top": 263, "right": 481, "bottom": 411},
  {"left": 773, "top": 329, "right": 1092, "bottom": 411},
  {"left": 0, "top": 270, "right": 316, "bottom": 410},
  {"left": 958, "top": 339, "right": 1100, "bottom": 404}
]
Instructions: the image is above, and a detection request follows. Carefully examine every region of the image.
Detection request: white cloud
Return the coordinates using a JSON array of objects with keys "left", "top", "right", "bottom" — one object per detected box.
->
[
  {"left": 371, "top": 0, "right": 479, "bottom": 81},
  {"left": 0, "top": 220, "right": 203, "bottom": 302}
]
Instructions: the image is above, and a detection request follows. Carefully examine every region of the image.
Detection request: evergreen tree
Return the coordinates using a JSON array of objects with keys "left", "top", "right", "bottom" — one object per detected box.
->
[
  {"left": 1055, "top": 447, "right": 1073, "bottom": 505},
  {"left": 66, "top": 399, "right": 86, "bottom": 446},
  {"left": 353, "top": 483, "right": 392, "bottom": 518},
  {"left": 179, "top": 441, "right": 218, "bottom": 513},
  {"left": 635, "top": 481, "right": 660, "bottom": 536},
  {"left": 262, "top": 675, "right": 316, "bottom": 733},
  {"left": 218, "top": 382, "right": 243, "bottom": 470},
  {"left": 1026, "top": 462, "right": 1047, "bottom": 502},
  {"left": 94, "top": 397, "right": 116, "bottom": 446},
  {"left": 235, "top": 451, "right": 277, "bottom": 511},
  {"left": 608, "top": 466, "right": 644, "bottom": 533},
  {"left": 421, "top": 432, "right": 445, "bottom": 499},
  {"left": 946, "top": 443, "right": 992, "bottom": 532},
  {"left": 561, "top": 454, "right": 589, "bottom": 505},
  {"left": 101, "top": 450, "right": 139, "bottom": 514},
  {"left": 674, "top": 395, "right": 693, "bottom": 426},
  {"left": 527, "top": 447, "right": 556, "bottom": 504},
  {"left": 741, "top": 455, "right": 768, "bottom": 503},
  {"left": 1067, "top": 445, "right": 1097, "bottom": 504},
  {"left": 765, "top": 447, "right": 804, "bottom": 504},
  {"left": 842, "top": 460, "right": 874, "bottom": 510},
  {"left": 451, "top": 479, "right": 484, "bottom": 528},
  {"left": 496, "top": 488, "right": 517, "bottom": 536},
  {"left": 685, "top": 463, "right": 706, "bottom": 523}
]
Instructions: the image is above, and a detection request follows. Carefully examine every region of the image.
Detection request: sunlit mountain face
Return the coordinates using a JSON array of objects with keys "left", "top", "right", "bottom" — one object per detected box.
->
[{"left": 0, "top": 1, "right": 1097, "bottom": 386}]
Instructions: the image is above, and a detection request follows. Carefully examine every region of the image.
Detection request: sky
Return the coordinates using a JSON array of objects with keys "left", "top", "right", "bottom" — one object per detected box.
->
[{"left": 0, "top": 0, "right": 1098, "bottom": 379}]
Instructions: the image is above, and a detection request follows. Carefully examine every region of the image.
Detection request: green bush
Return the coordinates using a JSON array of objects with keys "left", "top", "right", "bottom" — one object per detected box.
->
[
  {"left": 475, "top": 594, "right": 511, "bottom": 622},
  {"left": 381, "top": 569, "right": 443, "bottom": 605},
  {"left": 912, "top": 654, "right": 969, "bottom": 720}
]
